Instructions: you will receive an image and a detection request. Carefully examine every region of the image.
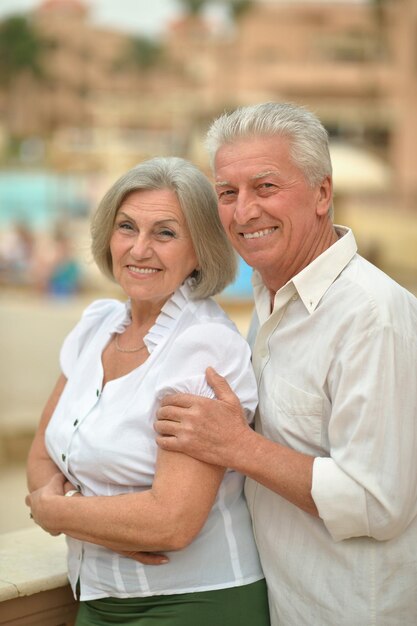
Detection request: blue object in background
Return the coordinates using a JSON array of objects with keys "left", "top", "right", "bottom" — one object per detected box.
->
[
  {"left": 222, "top": 256, "right": 253, "bottom": 299},
  {"left": 0, "top": 171, "right": 254, "bottom": 301},
  {"left": 0, "top": 171, "right": 89, "bottom": 230},
  {"left": 48, "top": 259, "right": 81, "bottom": 296}
]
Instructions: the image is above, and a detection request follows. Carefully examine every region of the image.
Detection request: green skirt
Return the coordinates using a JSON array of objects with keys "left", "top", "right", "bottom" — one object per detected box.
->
[{"left": 75, "top": 579, "right": 270, "bottom": 626}]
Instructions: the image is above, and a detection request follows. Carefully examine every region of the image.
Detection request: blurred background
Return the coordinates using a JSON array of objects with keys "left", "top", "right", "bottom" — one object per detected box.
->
[{"left": 0, "top": 0, "right": 416, "bottom": 532}]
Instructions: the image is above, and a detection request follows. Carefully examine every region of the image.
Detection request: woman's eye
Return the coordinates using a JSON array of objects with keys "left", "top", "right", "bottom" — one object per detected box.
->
[
  {"left": 157, "top": 229, "right": 176, "bottom": 239},
  {"left": 117, "top": 221, "right": 133, "bottom": 230}
]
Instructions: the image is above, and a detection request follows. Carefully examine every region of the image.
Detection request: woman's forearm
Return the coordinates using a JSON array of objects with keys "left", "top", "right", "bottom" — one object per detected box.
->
[
  {"left": 43, "top": 491, "right": 193, "bottom": 552},
  {"left": 30, "top": 450, "right": 224, "bottom": 553},
  {"left": 26, "top": 442, "right": 63, "bottom": 492}
]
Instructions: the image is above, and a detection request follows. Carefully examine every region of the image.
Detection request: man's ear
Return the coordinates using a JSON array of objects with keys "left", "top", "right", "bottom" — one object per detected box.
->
[{"left": 316, "top": 176, "right": 332, "bottom": 216}]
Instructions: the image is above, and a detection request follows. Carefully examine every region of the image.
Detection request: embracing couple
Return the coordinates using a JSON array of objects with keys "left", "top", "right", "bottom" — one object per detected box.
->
[{"left": 27, "top": 102, "right": 417, "bottom": 626}]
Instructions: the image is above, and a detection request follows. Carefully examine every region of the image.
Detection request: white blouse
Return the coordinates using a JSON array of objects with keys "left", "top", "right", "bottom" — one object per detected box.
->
[{"left": 45, "top": 281, "right": 264, "bottom": 601}]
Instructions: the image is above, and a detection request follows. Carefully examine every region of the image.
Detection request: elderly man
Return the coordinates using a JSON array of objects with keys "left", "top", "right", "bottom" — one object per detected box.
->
[{"left": 155, "top": 102, "right": 417, "bottom": 625}]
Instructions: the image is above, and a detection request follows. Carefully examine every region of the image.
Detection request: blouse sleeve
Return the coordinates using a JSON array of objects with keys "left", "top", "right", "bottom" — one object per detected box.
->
[
  {"left": 59, "top": 299, "right": 117, "bottom": 378},
  {"left": 155, "top": 322, "right": 258, "bottom": 423}
]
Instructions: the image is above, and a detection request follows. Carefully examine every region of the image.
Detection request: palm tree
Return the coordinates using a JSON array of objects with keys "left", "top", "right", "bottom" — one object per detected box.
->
[
  {"left": 0, "top": 15, "right": 45, "bottom": 86},
  {"left": 121, "top": 35, "right": 164, "bottom": 72},
  {"left": 228, "top": 0, "right": 254, "bottom": 21},
  {"left": 0, "top": 16, "right": 47, "bottom": 159},
  {"left": 178, "top": 0, "right": 253, "bottom": 21},
  {"left": 178, "top": 0, "right": 209, "bottom": 16},
  {"left": 370, "top": 0, "right": 389, "bottom": 59}
]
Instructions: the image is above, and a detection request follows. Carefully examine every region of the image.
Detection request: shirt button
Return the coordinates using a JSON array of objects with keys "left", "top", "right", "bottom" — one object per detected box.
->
[
  {"left": 96, "top": 389, "right": 100, "bottom": 397},
  {"left": 260, "top": 349, "right": 268, "bottom": 359},
  {"left": 291, "top": 294, "right": 298, "bottom": 301},
  {"left": 61, "top": 453, "right": 66, "bottom": 462},
  {"left": 73, "top": 419, "right": 78, "bottom": 427}
]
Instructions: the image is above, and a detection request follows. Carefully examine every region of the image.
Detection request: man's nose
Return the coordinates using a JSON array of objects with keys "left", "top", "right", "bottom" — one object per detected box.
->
[{"left": 234, "top": 192, "right": 261, "bottom": 224}]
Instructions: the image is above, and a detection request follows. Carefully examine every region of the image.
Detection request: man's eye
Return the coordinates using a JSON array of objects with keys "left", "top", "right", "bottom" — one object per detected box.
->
[{"left": 218, "top": 189, "right": 236, "bottom": 199}]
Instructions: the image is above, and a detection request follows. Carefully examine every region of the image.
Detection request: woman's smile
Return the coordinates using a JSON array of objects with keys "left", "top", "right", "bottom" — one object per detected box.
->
[{"left": 110, "top": 188, "right": 198, "bottom": 308}]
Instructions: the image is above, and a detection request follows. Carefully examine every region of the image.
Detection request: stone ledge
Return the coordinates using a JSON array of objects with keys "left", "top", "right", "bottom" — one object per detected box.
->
[
  {"left": 0, "top": 527, "right": 69, "bottom": 602},
  {"left": 0, "top": 584, "right": 77, "bottom": 626}
]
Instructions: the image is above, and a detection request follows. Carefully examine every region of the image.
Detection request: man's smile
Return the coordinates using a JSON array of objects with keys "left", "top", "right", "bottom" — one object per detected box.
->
[{"left": 241, "top": 227, "right": 278, "bottom": 239}]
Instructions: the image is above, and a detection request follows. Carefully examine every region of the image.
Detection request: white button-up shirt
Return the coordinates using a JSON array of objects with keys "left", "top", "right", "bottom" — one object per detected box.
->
[
  {"left": 245, "top": 227, "right": 417, "bottom": 625},
  {"left": 45, "top": 281, "right": 264, "bottom": 601}
]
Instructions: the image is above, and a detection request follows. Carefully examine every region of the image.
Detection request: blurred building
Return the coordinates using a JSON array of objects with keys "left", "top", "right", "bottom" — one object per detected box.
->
[
  {"left": 164, "top": 0, "right": 417, "bottom": 213},
  {"left": 0, "top": 0, "right": 416, "bottom": 213}
]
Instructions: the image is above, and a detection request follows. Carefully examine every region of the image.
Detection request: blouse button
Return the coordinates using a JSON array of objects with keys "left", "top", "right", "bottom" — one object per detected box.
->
[
  {"left": 73, "top": 419, "right": 78, "bottom": 427},
  {"left": 61, "top": 453, "right": 66, "bottom": 462}
]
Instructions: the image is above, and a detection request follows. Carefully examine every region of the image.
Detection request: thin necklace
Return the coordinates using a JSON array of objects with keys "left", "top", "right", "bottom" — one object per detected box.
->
[{"left": 114, "top": 333, "right": 148, "bottom": 353}]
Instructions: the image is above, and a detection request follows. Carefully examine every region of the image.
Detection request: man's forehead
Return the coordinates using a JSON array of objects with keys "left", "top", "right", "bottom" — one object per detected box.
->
[{"left": 214, "top": 169, "right": 281, "bottom": 186}]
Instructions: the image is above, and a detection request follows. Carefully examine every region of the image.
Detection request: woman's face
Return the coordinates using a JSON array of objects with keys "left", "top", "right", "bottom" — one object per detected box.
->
[{"left": 110, "top": 188, "right": 198, "bottom": 308}]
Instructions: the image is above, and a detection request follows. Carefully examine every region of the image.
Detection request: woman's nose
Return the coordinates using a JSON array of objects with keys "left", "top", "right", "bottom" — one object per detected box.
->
[{"left": 130, "top": 234, "right": 152, "bottom": 258}]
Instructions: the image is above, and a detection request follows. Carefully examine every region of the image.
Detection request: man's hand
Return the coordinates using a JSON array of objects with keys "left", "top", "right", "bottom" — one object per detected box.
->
[{"left": 155, "top": 367, "right": 252, "bottom": 468}]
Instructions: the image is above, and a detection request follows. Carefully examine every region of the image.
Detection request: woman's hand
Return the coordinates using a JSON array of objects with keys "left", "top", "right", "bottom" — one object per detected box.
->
[
  {"left": 63, "top": 480, "right": 79, "bottom": 495},
  {"left": 26, "top": 472, "right": 69, "bottom": 535},
  {"left": 26, "top": 475, "right": 169, "bottom": 565},
  {"left": 116, "top": 550, "right": 169, "bottom": 565}
]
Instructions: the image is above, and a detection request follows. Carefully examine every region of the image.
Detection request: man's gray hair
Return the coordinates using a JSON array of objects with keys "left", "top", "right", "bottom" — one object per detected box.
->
[{"left": 205, "top": 102, "right": 333, "bottom": 187}]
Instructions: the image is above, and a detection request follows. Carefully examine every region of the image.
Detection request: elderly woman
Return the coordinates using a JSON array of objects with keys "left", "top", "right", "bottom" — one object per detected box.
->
[{"left": 26, "top": 157, "right": 270, "bottom": 626}]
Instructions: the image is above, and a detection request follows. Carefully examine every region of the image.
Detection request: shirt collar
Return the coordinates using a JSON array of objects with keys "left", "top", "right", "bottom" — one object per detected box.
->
[
  {"left": 113, "top": 278, "right": 194, "bottom": 354},
  {"left": 252, "top": 225, "right": 357, "bottom": 316},
  {"left": 145, "top": 279, "right": 193, "bottom": 353}
]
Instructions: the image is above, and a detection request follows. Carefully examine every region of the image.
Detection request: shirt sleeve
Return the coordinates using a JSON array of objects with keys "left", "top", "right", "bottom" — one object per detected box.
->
[
  {"left": 59, "top": 299, "right": 117, "bottom": 378},
  {"left": 312, "top": 325, "right": 417, "bottom": 542},
  {"left": 155, "top": 322, "right": 258, "bottom": 423}
]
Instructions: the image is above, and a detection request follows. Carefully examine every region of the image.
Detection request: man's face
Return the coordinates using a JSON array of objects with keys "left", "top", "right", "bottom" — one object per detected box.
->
[{"left": 214, "top": 135, "right": 332, "bottom": 291}]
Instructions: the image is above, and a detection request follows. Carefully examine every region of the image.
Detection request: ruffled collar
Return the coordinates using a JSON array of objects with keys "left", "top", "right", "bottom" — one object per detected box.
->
[{"left": 113, "top": 279, "right": 194, "bottom": 354}]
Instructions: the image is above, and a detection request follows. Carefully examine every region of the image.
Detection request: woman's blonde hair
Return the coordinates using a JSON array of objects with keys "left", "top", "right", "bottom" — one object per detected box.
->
[{"left": 91, "top": 157, "right": 237, "bottom": 298}]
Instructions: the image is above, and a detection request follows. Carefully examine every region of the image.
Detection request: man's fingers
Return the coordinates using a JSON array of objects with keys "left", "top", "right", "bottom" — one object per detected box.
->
[
  {"left": 206, "top": 367, "right": 238, "bottom": 404},
  {"left": 155, "top": 434, "right": 180, "bottom": 452},
  {"left": 154, "top": 416, "right": 180, "bottom": 436},
  {"left": 159, "top": 393, "right": 194, "bottom": 409},
  {"left": 156, "top": 405, "right": 183, "bottom": 423}
]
